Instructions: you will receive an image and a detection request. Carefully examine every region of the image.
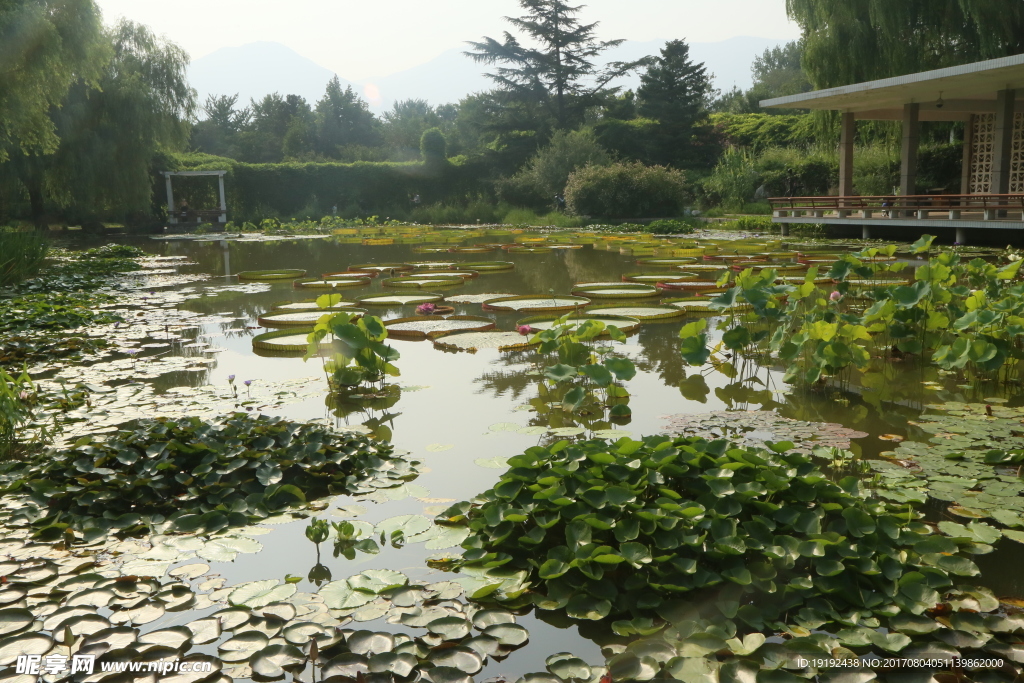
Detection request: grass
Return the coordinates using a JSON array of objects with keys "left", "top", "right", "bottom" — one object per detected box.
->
[{"left": 0, "top": 229, "right": 49, "bottom": 287}]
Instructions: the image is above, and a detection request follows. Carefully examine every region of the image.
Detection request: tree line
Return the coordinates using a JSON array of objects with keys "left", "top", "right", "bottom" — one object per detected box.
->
[{"left": 2, "top": 0, "right": 1023, "bottom": 228}]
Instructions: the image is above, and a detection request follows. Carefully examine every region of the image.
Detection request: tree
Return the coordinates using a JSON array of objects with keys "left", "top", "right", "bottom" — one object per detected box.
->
[
  {"left": 2, "top": 19, "right": 195, "bottom": 225},
  {"left": 467, "top": 0, "right": 647, "bottom": 130},
  {"left": 420, "top": 128, "right": 447, "bottom": 165},
  {"left": 635, "top": 40, "right": 714, "bottom": 167},
  {"left": 191, "top": 94, "right": 250, "bottom": 157},
  {"left": 710, "top": 40, "right": 812, "bottom": 114},
  {"left": 237, "top": 93, "right": 313, "bottom": 162},
  {"left": 787, "top": 0, "right": 1024, "bottom": 88},
  {"left": 314, "top": 77, "right": 380, "bottom": 159},
  {"left": 0, "top": 0, "right": 108, "bottom": 162}
]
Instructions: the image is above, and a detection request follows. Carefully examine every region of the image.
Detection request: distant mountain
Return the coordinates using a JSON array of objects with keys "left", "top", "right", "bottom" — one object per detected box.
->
[
  {"left": 189, "top": 37, "right": 788, "bottom": 115},
  {"left": 189, "top": 42, "right": 353, "bottom": 108}
]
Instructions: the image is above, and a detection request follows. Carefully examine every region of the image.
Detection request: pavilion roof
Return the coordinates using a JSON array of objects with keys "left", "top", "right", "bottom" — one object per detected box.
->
[{"left": 761, "top": 54, "right": 1024, "bottom": 121}]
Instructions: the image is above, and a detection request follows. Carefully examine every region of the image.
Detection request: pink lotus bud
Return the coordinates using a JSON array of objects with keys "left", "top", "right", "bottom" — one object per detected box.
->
[
  {"left": 830, "top": 290, "right": 842, "bottom": 302},
  {"left": 518, "top": 325, "right": 532, "bottom": 336}
]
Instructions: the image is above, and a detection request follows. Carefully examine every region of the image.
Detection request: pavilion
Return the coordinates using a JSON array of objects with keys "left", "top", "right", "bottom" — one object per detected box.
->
[{"left": 761, "top": 54, "right": 1024, "bottom": 242}]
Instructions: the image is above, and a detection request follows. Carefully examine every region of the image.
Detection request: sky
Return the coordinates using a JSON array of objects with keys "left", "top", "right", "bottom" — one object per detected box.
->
[{"left": 92, "top": 0, "right": 801, "bottom": 81}]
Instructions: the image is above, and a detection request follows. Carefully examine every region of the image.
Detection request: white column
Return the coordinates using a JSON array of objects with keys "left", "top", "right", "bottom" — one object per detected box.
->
[
  {"left": 218, "top": 174, "right": 228, "bottom": 223},
  {"left": 839, "top": 112, "right": 855, "bottom": 198},
  {"left": 165, "top": 174, "right": 176, "bottom": 224}
]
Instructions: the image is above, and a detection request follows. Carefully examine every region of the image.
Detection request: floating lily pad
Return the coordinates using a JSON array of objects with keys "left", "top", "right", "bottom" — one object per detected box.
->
[
  {"left": 271, "top": 299, "right": 357, "bottom": 311},
  {"left": 382, "top": 276, "right": 465, "bottom": 288},
  {"left": 483, "top": 295, "right": 591, "bottom": 312},
  {"left": 432, "top": 331, "right": 539, "bottom": 352},
  {"left": 293, "top": 277, "right": 372, "bottom": 290},
  {"left": 516, "top": 314, "right": 641, "bottom": 335},
  {"left": 257, "top": 309, "right": 365, "bottom": 328},
  {"left": 228, "top": 580, "right": 296, "bottom": 608},
  {"left": 385, "top": 316, "right": 496, "bottom": 340},
  {"left": 457, "top": 261, "right": 515, "bottom": 272},
  {"left": 357, "top": 292, "right": 445, "bottom": 306},
  {"left": 585, "top": 304, "right": 686, "bottom": 321},
  {"left": 237, "top": 269, "right": 307, "bottom": 281},
  {"left": 570, "top": 283, "right": 660, "bottom": 299}
]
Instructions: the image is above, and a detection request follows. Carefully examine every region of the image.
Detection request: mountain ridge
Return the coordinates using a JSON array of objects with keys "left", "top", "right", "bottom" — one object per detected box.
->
[{"left": 188, "top": 36, "right": 787, "bottom": 115}]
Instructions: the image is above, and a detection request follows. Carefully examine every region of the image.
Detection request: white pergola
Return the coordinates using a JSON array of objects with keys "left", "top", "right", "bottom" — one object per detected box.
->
[{"left": 162, "top": 171, "right": 228, "bottom": 224}]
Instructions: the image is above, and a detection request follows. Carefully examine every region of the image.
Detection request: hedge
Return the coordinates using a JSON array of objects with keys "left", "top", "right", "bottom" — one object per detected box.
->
[{"left": 161, "top": 153, "right": 491, "bottom": 222}]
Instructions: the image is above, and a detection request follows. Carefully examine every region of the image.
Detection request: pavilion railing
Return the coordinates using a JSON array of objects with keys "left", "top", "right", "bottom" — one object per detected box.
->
[{"left": 769, "top": 194, "right": 1024, "bottom": 220}]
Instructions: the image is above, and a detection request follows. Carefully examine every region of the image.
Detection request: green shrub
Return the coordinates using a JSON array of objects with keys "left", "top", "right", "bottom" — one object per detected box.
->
[
  {"left": 646, "top": 219, "right": 696, "bottom": 234},
  {"left": 853, "top": 144, "right": 899, "bottom": 196},
  {"left": 0, "top": 230, "right": 49, "bottom": 287},
  {"left": 420, "top": 128, "right": 447, "bottom": 163},
  {"left": 725, "top": 215, "right": 775, "bottom": 231},
  {"left": 496, "top": 129, "right": 612, "bottom": 210},
  {"left": 565, "top": 162, "right": 690, "bottom": 219}
]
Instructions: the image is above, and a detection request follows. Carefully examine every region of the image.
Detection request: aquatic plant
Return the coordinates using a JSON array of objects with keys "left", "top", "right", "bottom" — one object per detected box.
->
[
  {"left": 0, "top": 413, "right": 416, "bottom": 538},
  {"left": 0, "top": 229, "right": 48, "bottom": 287},
  {"left": 435, "top": 435, "right": 1023, "bottom": 677},
  {"left": 305, "top": 294, "right": 401, "bottom": 395},
  {"left": 0, "top": 367, "right": 39, "bottom": 459},
  {"left": 679, "top": 235, "right": 1024, "bottom": 389},
  {"left": 530, "top": 315, "right": 637, "bottom": 423}
]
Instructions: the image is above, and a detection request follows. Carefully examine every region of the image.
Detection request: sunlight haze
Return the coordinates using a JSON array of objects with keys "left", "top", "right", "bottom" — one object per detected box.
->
[{"left": 92, "top": 0, "right": 801, "bottom": 80}]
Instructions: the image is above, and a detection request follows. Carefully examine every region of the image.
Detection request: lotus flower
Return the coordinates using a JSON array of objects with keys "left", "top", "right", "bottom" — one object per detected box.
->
[
  {"left": 416, "top": 303, "right": 437, "bottom": 315},
  {"left": 829, "top": 291, "right": 842, "bottom": 302},
  {"left": 518, "top": 325, "right": 532, "bottom": 336}
]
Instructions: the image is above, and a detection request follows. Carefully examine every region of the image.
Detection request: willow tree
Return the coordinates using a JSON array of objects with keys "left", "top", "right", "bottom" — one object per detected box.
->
[
  {"left": 787, "top": 0, "right": 1024, "bottom": 88},
  {"left": 3, "top": 20, "right": 195, "bottom": 225},
  {"left": 467, "top": 0, "right": 647, "bottom": 131},
  {"left": 0, "top": 0, "right": 107, "bottom": 163}
]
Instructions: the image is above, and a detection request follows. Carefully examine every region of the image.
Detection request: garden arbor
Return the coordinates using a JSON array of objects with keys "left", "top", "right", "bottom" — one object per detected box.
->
[
  {"left": 162, "top": 171, "right": 228, "bottom": 225},
  {"left": 762, "top": 54, "right": 1024, "bottom": 241}
]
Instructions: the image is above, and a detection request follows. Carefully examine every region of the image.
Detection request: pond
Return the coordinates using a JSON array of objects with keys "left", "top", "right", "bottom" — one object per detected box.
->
[{"left": 6, "top": 231, "right": 1024, "bottom": 682}]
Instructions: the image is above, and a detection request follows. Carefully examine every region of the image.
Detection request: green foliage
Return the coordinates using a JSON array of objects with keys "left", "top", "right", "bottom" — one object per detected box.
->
[
  {"left": 635, "top": 39, "right": 714, "bottom": 167},
  {"left": 710, "top": 113, "right": 817, "bottom": 151},
  {"left": 0, "top": 367, "right": 37, "bottom": 460},
  {"left": 676, "top": 239, "right": 1024, "bottom": 391},
  {"left": 0, "top": 230, "right": 48, "bottom": 286},
  {"left": 0, "top": 0, "right": 108, "bottom": 162},
  {"left": 305, "top": 518, "right": 330, "bottom": 544},
  {"left": 565, "top": 162, "right": 689, "bottom": 219},
  {"left": 306, "top": 298, "right": 400, "bottom": 394},
  {"left": 420, "top": 128, "right": 447, "bottom": 163},
  {"left": 2, "top": 20, "right": 195, "bottom": 225},
  {"left": 789, "top": 0, "right": 1024, "bottom": 88},
  {"left": 466, "top": 0, "right": 647, "bottom": 130},
  {"left": 496, "top": 128, "right": 612, "bottom": 207},
  {"left": 0, "top": 413, "right": 415, "bottom": 537},
  {"left": 440, "top": 434, "right": 984, "bottom": 643},
  {"left": 529, "top": 316, "right": 636, "bottom": 428}
]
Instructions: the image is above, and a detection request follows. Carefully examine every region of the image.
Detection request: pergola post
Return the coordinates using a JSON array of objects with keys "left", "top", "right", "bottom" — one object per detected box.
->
[
  {"left": 992, "top": 89, "right": 1016, "bottom": 195},
  {"left": 218, "top": 174, "right": 228, "bottom": 223},
  {"left": 961, "top": 114, "right": 975, "bottom": 194},
  {"left": 164, "top": 174, "right": 176, "bottom": 225},
  {"left": 839, "top": 112, "right": 855, "bottom": 199},
  {"left": 900, "top": 103, "right": 920, "bottom": 213}
]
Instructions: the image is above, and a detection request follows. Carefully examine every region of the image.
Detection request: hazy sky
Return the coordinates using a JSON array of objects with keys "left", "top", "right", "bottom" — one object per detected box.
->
[{"left": 93, "top": 0, "right": 801, "bottom": 80}]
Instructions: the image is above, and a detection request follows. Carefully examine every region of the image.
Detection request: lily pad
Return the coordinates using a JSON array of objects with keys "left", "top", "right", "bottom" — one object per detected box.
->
[{"left": 228, "top": 580, "right": 297, "bottom": 608}]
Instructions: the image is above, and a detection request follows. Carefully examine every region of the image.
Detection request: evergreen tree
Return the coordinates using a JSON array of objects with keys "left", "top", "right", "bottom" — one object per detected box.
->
[
  {"left": 467, "top": 0, "right": 647, "bottom": 130},
  {"left": 314, "top": 77, "right": 380, "bottom": 159},
  {"left": 636, "top": 40, "right": 713, "bottom": 167},
  {"left": 191, "top": 94, "right": 250, "bottom": 157}
]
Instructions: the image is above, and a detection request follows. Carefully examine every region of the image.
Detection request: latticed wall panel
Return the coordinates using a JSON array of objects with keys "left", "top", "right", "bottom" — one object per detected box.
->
[
  {"left": 1012, "top": 112, "right": 1024, "bottom": 193},
  {"left": 969, "top": 112, "right": 1024, "bottom": 193},
  {"left": 969, "top": 114, "right": 995, "bottom": 193}
]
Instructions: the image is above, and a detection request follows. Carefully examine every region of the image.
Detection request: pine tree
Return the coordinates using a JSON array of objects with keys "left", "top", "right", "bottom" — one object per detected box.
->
[
  {"left": 636, "top": 40, "right": 712, "bottom": 167},
  {"left": 467, "top": 0, "right": 647, "bottom": 130},
  {"left": 314, "top": 77, "right": 379, "bottom": 158}
]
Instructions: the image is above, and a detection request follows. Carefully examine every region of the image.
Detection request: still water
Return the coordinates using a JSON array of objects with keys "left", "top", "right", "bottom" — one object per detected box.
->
[{"left": 71, "top": 234, "right": 1024, "bottom": 676}]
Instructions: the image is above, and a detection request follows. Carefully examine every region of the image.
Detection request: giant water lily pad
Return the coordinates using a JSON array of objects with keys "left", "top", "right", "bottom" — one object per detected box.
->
[
  {"left": 382, "top": 276, "right": 465, "bottom": 288},
  {"left": 585, "top": 304, "right": 685, "bottom": 321},
  {"left": 257, "top": 309, "right": 365, "bottom": 328},
  {"left": 483, "top": 295, "right": 590, "bottom": 312},
  {"left": 293, "top": 277, "right": 372, "bottom": 290},
  {"left": 357, "top": 292, "right": 445, "bottom": 306},
  {"left": 516, "top": 314, "right": 641, "bottom": 335},
  {"left": 237, "top": 269, "right": 307, "bottom": 281},
  {"left": 570, "top": 283, "right": 660, "bottom": 299},
  {"left": 432, "top": 331, "right": 539, "bottom": 352},
  {"left": 385, "top": 316, "right": 496, "bottom": 340}
]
